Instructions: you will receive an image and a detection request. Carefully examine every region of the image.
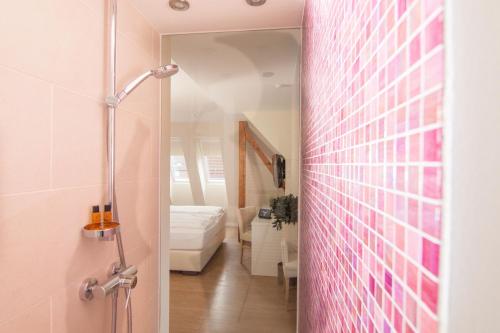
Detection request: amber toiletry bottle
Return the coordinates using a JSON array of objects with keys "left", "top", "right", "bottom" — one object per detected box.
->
[
  {"left": 104, "top": 203, "right": 113, "bottom": 223},
  {"left": 91, "top": 205, "right": 101, "bottom": 224}
]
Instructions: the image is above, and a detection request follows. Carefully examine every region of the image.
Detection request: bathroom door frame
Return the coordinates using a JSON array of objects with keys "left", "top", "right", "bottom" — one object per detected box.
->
[
  {"left": 157, "top": 31, "right": 303, "bottom": 333},
  {"left": 158, "top": 35, "right": 172, "bottom": 333}
]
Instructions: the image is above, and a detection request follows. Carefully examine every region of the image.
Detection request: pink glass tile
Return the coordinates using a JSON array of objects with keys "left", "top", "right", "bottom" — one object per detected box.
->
[
  {"left": 410, "top": 1, "right": 422, "bottom": 33},
  {"left": 384, "top": 270, "right": 393, "bottom": 294},
  {"left": 300, "top": 0, "right": 444, "bottom": 331},
  {"left": 424, "top": 49, "right": 444, "bottom": 90},
  {"left": 423, "top": 167, "right": 442, "bottom": 199},
  {"left": 394, "top": 307, "right": 403, "bottom": 333},
  {"left": 406, "top": 323, "right": 416, "bottom": 333},
  {"left": 398, "top": 21, "right": 407, "bottom": 48},
  {"left": 408, "top": 166, "right": 420, "bottom": 194},
  {"left": 420, "top": 309, "right": 438, "bottom": 333},
  {"left": 409, "top": 133, "right": 420, "bottom": 162},
  {"left": 409, "top": 100, "right": 421, "bottom": 129},
  {"left": 421, "top": 273, "right": 439, "bottom": 313},
  {"left": 422, "top": 238, "right": 440, "bottom": 276},
  {"left": 405, "top": 293, "right": 418, "bottom": 326},
  {"left": 422, "top": 203, "right": 442, "bottom": 238},
  {"left": 397, "top": 107, "right": 407, "bottom": 133},
  {"left": 397, "top": 166, "right": 406, "bottom": 191},
  {"left": 406, "top": 261, "right": 418, "bottom": 293},
  {"left": 409, "top": 35, "right": 421, "bottom": 66},
  {"left": 425, "top": 14, "right": 444, "bottom": 53},
  {"left": 407, "top": 229, "right": 421, "bottom": 262},
  {"left": 408, "top": 198, "right": 419, "bottom": 228},
  {"left": 394, "top": 279, "right": 404, "bottom": 309},
  {"left": 424, "top": 91, "right": 443, "bottom": 125},
  {"left": 398, "top": 0, "right": 408, "bottom": 17},
  {"left": 423, "top": 128, "right": 442, "bottom": 161},
  {"left": 424, "top": 0, "right": 443, "bottom": 16},
  {"left": 395, "top": 224, "right": 406, "bottom": 251},
  {"left": 409, "top": 67, "right": 421, "bottom": 98},
  {"left": 397, "top": 137, "right": 406, "bottom": 162},
  {"left": 395, "top": 195, "right": 407, "bottom": 221}
]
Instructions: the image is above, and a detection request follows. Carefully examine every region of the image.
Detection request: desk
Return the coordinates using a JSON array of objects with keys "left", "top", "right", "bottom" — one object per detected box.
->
[{"left": 251, "top": 216, "right": 282, "bottom": 276}]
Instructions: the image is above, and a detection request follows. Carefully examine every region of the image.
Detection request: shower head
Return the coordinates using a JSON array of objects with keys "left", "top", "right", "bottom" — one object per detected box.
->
[
  {"left": 152, "top": 64, "right": 179, "bottom": 78},
  {"left": 107, "top": 64, "right": 179, "bottom": 107}
]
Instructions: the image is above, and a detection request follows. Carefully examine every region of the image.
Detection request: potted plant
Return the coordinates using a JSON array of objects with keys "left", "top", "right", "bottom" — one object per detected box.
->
[{"left": 269, "top": 194, "right": 298, "bottom": 231}]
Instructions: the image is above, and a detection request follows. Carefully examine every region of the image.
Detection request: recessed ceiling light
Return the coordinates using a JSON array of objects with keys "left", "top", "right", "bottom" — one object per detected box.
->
[
  {"left": 275, "top": 83, "right": 293, "bottom": 88},
  {"left": 169, "top": 0, "right": 190, "bottom": 11},
  {"left": 246, "top": 0, "right": 267, "bottom": 6},
  {"left": 262, "top": 71, "right": 275, "bottom": 78}
]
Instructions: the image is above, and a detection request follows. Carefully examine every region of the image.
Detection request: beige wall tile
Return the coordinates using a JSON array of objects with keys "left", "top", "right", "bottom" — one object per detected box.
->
[{"left": 0, "top": 67, "right": 51, "bottom": 195}]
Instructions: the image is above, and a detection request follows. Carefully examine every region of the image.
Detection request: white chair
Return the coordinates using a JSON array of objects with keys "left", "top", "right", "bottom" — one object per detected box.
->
[
  {"left": 281, "top": 239, "right": 298, "bottom": 307},
  {"left": 237, "top": 206, "right": 256, "bottom": 265}
]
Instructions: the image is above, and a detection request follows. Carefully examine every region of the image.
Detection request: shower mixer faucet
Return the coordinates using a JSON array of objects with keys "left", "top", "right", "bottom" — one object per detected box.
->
[{"left": 80, "top": 264, "right": 138, "bottom": 302}]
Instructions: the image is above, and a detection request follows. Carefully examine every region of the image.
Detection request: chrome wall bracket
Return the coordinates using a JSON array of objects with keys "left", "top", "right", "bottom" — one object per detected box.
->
[{"left": 80, "top": 278, "right": 99, "bottom": 302}]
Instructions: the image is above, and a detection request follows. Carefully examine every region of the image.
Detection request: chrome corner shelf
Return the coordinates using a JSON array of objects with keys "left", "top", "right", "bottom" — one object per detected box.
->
[{"left": 82, "top": 222, "right": 120, "bottom": 241}]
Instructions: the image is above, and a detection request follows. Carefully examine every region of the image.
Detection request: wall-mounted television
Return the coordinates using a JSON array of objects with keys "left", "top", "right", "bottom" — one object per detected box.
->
[{"left": 272, "top": 154, "right": 286, "bottom": 189}]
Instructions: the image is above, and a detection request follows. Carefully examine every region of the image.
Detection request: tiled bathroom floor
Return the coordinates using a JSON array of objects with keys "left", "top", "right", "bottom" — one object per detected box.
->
[{"left": 169, "top": 227, "right": 297, "bottom": 333}]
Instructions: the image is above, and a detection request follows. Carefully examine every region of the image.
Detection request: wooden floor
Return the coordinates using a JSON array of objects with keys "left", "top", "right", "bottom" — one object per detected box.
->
[{"left": 170, "top": 227, "right": 297, "bottom": 333}]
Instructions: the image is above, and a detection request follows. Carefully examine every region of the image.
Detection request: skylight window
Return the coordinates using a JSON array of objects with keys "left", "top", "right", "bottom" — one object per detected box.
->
[
  {"left": 199, "top": 139, "right": 225, "bottom": 183},
  {"left": 171, "top": 155, "right": 189, "bottom": 182},
  {"left": 171, "top": 138, "right": 189, "bottom": 183}
]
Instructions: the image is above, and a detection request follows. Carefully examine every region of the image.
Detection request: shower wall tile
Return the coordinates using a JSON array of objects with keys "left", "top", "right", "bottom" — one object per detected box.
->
[
  {"left": 0, "top": 0, "right": 162, "bottom": 331},
  {"left": 0, "top": 300, "right": 51, "bottom": 333},
  {"left": 115, "top": 180, "right": 158, "bottom": 250},
  {"left": 52, "top": 87, "right": 106, "bottom": 188},
  {"left": 0, "top": 192, "right": 53, "bottom": 320},
  {"left": 118, "top": 0, "right": 155, "bottom": 55},
  {"left": 50, "top": 0, "right": 106, "bottom": 101},
  {"left": 300, "top": 0, "right": 445, "bottom": 332},
  {"left": 51, "top": 281, "right": 111, "bottom": 333},
  {"left": 0, "top": 67, "right": 51, "bottom": 195},
  {"left": 117, "top": 32, "right": 159, "bottom": 119},
  {"left": 0, "top": 0, "right": 59, "bottom": 81},
  {"left": 153, "top": 32, "right": 162, "bottom": 66},
  {"left": 0, "top": 187, "right": 115, "bottom": 321},
  {"left": 115, "top": 110, "right": 154, "bottom": 183}
]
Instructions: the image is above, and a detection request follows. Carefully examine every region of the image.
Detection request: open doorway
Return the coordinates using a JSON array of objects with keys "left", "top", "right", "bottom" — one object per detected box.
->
[{"left": 161, "top": 29, "right": 301, "bottom": 333}]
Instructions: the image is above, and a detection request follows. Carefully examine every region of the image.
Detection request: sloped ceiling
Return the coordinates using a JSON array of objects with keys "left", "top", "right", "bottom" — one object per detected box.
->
[
  {"left": 169, "top": 29, "right": 301, "bottom": 123},
  {"left": 130, "top": 0, "right": 304, "bottom": 34}
]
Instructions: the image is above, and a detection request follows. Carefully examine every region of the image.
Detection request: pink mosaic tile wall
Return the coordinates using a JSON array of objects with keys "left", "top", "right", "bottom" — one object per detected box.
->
[{"left": 300, "top": 0, "right": 444, "bottom": 332}]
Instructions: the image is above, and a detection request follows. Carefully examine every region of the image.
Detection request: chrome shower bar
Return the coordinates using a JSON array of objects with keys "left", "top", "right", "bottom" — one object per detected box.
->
[{"left": 81, "top": 1, "right": 179, "bottom": 333}]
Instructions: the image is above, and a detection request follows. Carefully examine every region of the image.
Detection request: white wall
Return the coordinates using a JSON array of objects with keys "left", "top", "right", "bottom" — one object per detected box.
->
[
  {"left": 243, "top": 110, "right": 300, "bottom": 195},
  {"left": 441, "top": 0, "right": 500, "bottom": 332},
  {"left": 170, "top": 120, "right": 237, "bottom": 224},
  {"left": 169, "top": 113, "right": 298, "bottom": 227}
]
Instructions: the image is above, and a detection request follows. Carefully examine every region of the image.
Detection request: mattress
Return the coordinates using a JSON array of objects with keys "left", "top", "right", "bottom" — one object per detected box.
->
[
  {"left": 170, "top": 206, "right": 225, "bottom": 251},
  {"left": 170, "top": 205, "right": 224, "bottom": 216}
]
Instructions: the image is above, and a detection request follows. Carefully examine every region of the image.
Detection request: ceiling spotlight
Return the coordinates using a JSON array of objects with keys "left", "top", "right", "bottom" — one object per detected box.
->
[
  {"left": 275, "top": 83, "right": 293, "bottom": 88},
  {"left": 169, "top": 0, "right": 190, "bottom": 11},
  {"left": 246, "top": 0, "right": 267, "bottom": 6}
]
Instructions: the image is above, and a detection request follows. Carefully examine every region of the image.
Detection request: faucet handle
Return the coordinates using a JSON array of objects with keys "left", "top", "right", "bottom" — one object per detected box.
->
[{"left": 79, "top": 278, "right": 98, "bottom": 301}]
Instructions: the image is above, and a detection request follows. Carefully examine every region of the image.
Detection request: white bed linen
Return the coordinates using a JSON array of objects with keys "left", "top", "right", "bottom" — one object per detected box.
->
[
  {"left": 170, "top": 206, "right": 225, "bottom": 251},
  {"left": 170, "top": 205, "right": 224, "bottom": 216}
]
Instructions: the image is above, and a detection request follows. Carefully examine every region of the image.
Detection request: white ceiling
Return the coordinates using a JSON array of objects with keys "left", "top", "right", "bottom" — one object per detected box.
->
[
  {"left": 169, "top": 29, "right": 301, "bottom": 123},
  {"left": 130, "top": 0, "right": 304, "bottom": 34}
]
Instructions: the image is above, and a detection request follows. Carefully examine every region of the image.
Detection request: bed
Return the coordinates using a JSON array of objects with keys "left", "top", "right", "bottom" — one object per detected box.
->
[{"left": 169, "top": 205, "right": 226, "bottom": 272}]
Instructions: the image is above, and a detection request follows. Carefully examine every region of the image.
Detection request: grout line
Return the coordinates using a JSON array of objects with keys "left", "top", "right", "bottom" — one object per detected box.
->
[
  {"left": 49, "top": 297, "right": 54, "bottom": 333},
  {"left": 49, "top": 84, "right": 55, "bottom": 189}
]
